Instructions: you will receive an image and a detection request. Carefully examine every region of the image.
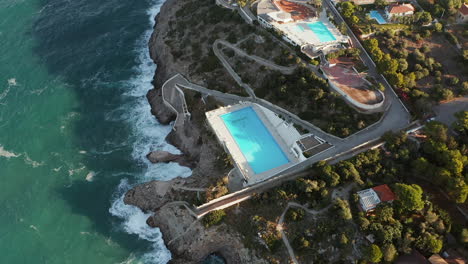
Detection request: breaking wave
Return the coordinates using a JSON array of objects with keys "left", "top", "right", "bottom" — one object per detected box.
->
[{"left": 109, "top": 0, "right": 192, "bottom": 263}]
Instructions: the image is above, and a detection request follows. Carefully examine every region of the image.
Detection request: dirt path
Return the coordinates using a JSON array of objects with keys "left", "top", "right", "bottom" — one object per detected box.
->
[{"left": 276, "top": 183, "right": 357, "bottom": 263}]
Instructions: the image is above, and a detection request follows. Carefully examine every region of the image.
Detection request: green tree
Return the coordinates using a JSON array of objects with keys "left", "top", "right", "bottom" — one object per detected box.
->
[
  {"left": 365, "top": 244, "right": 383, "bottom": 263},
  {"left": 287, "top": 208, "right": 305, "bottom": 222},
  {"left": 375, "top": 205, "right": 394, "bottom": 222},
  {"left": 202, "top": 210, "right": 226, "bottom": 228},
  {"left": 382, "top": 243, "right": 398, "bottom": 262},
  {"left": 424, "top": 121, "right": 448, "bottom": 142},
  {"left": 340, "top": 233, "right": 349, "bottom": 245},
  {"left": 334, "top": 198, "right": 353, "bottom": 220},
  {"left": 340, "top": 2, "right": 356, "bottom": 18},
  {"left": 394, "top": 184, "right": 424, "bottom": 212},
  {"left": 453, "top": 111, "right": 468, "bottom": 138},
  {"left": 460, "top": 228, "right": 468, "bottom": 244},
  {"left": 416, "top": 233, "right": 443, "bottom": 254}
]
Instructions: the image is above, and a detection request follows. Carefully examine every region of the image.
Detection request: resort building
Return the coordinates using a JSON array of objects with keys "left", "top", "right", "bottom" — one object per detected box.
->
[
  {"left": 357, "top": 184, "right": 396, "bottom": 212},
  {"left": 206, "top": 102, "right": 305, "bottom": 185},
  {"left": 257, "top": 0, "right": 348, "bottom": 57},
  {"left": 457, "top": 3, "right": 468, "bottom": 23},
  {"left": 385, "top": 3, "right": 415, "bottom": 19}
]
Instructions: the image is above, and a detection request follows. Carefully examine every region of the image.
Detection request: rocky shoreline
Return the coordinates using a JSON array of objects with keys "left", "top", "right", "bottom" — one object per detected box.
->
[{"left": 123, "top": 0, "right": 265, "bottom": 263}]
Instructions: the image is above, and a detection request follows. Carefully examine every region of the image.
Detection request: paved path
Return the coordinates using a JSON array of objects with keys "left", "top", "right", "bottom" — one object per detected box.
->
[
  {"left": 163, "top": 73, "right": 411, "bottom": 217},
  {"left": 217, "top": 39, "right": 296, "bottom": 74},
  {"left": 212, "top": 40, "right": 257, "bottom": 98},
  {"left": 434, "top": 96, "right": 468, "bottom": 127},
  {"left": 162, "top": 0, "right": 412, "bottom": 214}
]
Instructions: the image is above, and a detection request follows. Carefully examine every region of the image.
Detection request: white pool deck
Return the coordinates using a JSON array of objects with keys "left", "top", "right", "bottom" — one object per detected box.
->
[
  {"left": 206, "top": 102, "right": 304, "bottom": 185},
  {"left": 265, "top": 8, "right": 348, "bottom": 50}
]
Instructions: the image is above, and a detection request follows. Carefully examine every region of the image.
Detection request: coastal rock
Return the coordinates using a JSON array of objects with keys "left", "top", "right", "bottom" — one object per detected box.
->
[
  {"left": 147, "top": 150, "right": 181, "bottom": 163},
  {"left": 124, "top": 180, "right": 176, "bottom": 212},
  {"left": 147, "top": 88, "right": 175, "bottom": 125},
  {"left": 124, "top": 0, "right": 268, "bottom": 262},
  {"left": 153, "top": 206, "right": 267, "bottom": 264},
  {"left": 146, "top": 150, "right": 195, "bottom": 168}
]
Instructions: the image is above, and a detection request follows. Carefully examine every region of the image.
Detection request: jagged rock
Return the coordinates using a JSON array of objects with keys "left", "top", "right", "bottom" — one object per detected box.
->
[
  {"left": 147, "top": 150, "right": 182, "bottom": 163},
  {"left": 146, "top": 215, "right": 157, "bottom": 228},
  {"left": 146, "top": 150, "right": 195, "bottom": 168}
]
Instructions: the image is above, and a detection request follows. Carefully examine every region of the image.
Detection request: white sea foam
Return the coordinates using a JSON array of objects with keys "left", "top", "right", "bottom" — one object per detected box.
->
[
  {"left": 109, "top": 1, "right": 194, "bottom": 263},
  {"left": 7, "top": 78, "right": 17, "bottom": 86},
  {"left": 0, "top": 145, "right": 20, "bottom": 158},
  {"left": 85, "top": 171, "right": 96, "bottom": 182},
  {"left": 23, "top": 153, "right": 44, "bottom": 168},
  {"left": 110, "top": 180, "right": 172, "bottom": 264},
  {"left": 0, "top": 78, "right": 17, "bottom": 101}
]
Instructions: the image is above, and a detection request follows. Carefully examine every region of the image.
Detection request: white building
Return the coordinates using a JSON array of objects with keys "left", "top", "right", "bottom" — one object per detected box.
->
[
  {"left": 457, "top": 3, "right": 468, "bottom": 23},
  {"left": 385, "top": 3, "right": 415, "bottom": 19},
  {"left": 357, "top": 184, "right": 396, "bottom": 212},
  {"left": 256, "top": 0, "right": 348, "bottom": 56}
]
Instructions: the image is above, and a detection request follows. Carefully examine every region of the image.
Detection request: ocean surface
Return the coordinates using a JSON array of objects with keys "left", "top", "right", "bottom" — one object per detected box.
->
[{"left": 0, "top": 0, "right": 192, "bottom": 263}]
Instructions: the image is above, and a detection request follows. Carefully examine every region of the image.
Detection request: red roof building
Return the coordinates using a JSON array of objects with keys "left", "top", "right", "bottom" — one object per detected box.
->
[
  {"left": 373, "top": 184, "right": 397, "bottom": 202},
  {"left": 357, "top": 184, "right": 396, "bottom": 212},
  {"left": 457, "top": 3, "right": 468, "bottom": 23},
  {"left": 385, "top": 3, "right": 415, "bottom": 19}
]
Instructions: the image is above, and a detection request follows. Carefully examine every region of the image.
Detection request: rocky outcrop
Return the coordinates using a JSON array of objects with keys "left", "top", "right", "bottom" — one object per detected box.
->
[
  {"left": 146, "top": 150, "right": 195, "bottom": 168},
  {"left": 124, "top": 0, "right": 267, "bottom": 262},
  {"left": 125, "top": 180, "right": 267, "bottom": 264}
]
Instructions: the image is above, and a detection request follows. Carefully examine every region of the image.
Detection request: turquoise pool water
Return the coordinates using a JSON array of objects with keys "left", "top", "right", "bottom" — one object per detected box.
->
[
  {"left": 221, "top": 107, "right": 290, "bottom": 174},
  {"left": 369, "top": 10, "right": 387, "bottom": 24},
  {"left": 307, "top": 22, "right": 336, "bottom": 42}
]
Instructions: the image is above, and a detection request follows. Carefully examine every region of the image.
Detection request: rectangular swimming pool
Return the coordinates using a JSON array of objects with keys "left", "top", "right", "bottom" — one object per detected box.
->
[
  {"left": 307, "top": 22, "right": 336, "bottom": 42},
  {"left": 221, "top": 107, "right": 290, "bottom": 174},
  {"left": 369, "top": 10, "right": 387, "bottom": 24}
]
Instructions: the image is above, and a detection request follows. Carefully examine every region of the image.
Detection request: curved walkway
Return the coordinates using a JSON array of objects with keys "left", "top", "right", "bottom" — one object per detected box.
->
[
  {"left": 216, "top": 39, "right": 296, "bottom": 74},
  {"left": 276, "top": 183, "right": 357, "bottom": 263},
  {"left": 212, "top": 39, "right": 256, "bottom": 98}
]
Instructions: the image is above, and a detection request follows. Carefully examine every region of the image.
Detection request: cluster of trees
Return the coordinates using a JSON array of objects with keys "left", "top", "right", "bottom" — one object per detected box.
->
[
  {"left": 251, "top": 215, "right": 282, "bottom": 251},
  {"left": 258, "top": 66, "right": 381, "bottom": 137},
  {"left": 363, "top": 29, "right": 462, "bottom": 116},
  {"left": 326, "top": 48, "right": 361, "bottom": 60},
  {"left": 357, "top": 183, "right": 450, "bottom": 262},
  {"left": 412, "top": 120, "right": 468, "bottom": 203},
  {"left": 419, "top": 0, "right": 464, "bottom": 18},
  {"left": 205, "top": 176, "right": 229, "bottom": 202}
]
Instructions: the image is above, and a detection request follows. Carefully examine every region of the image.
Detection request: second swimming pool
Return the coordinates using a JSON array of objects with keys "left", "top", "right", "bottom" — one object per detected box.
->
[
  {"left": 369, "top": 10, "right": 387, "bottom": 24},
  {"left": 221, "top": 107, "right": 290, "bottom": 174},
  {"left": 307, "top": 21, "right": 336, "bottom": 42}
]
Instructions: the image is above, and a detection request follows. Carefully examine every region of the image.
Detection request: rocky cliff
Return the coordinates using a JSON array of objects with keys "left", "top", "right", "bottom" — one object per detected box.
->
[{"left": 123, "top": 0, "right": 266, "bottom": 263}]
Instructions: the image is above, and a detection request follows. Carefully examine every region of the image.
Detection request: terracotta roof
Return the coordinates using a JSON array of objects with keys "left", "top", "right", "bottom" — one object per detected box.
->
[
  {"left": 460, "top": 3, "right": 468, "bottom": 16},
  {"left": 372, "top": 184, "right": 396, "bottom": 202},
  {"left": 396, "top": 250, "right": 430, "bottom": 264},
  {"left": 387, "top": 3, "right": 415, "bottom": 14},
  {"left": 328, "top": 57, "right": 355, "bottom": 66}
]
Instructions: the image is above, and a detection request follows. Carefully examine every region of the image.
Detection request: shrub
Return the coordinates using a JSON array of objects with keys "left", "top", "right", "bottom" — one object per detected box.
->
[
  {"left": 202, "top": 210, "right": 226, "bottom": 228},
  {"left": 365, "top": 244, "right": 383, "bottom": 263},
  {"left": 287, "top": 208, "right": 305, "bottom": 222}
]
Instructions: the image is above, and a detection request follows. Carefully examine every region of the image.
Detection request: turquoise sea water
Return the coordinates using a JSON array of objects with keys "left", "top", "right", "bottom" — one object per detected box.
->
[
  {"left": 0, "top": 0, "right": 191, "bottom": 263},
  {"left": 221, "top": 107, "right": 289, "bottom": 174},
  {"left": 307, "top": 21, "right": 336, "bottom": 42}
]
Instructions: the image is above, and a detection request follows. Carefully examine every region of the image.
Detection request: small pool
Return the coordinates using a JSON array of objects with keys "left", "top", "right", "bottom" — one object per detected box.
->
[
  {"left": 221, "top": 107, "right": 290, "bottom": 174},
  {"left": 369, "top": 10, "right": 387, "bottom": 24},
  {"left": 307, "top": 21, "right": 336, "bottom": 42}
]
